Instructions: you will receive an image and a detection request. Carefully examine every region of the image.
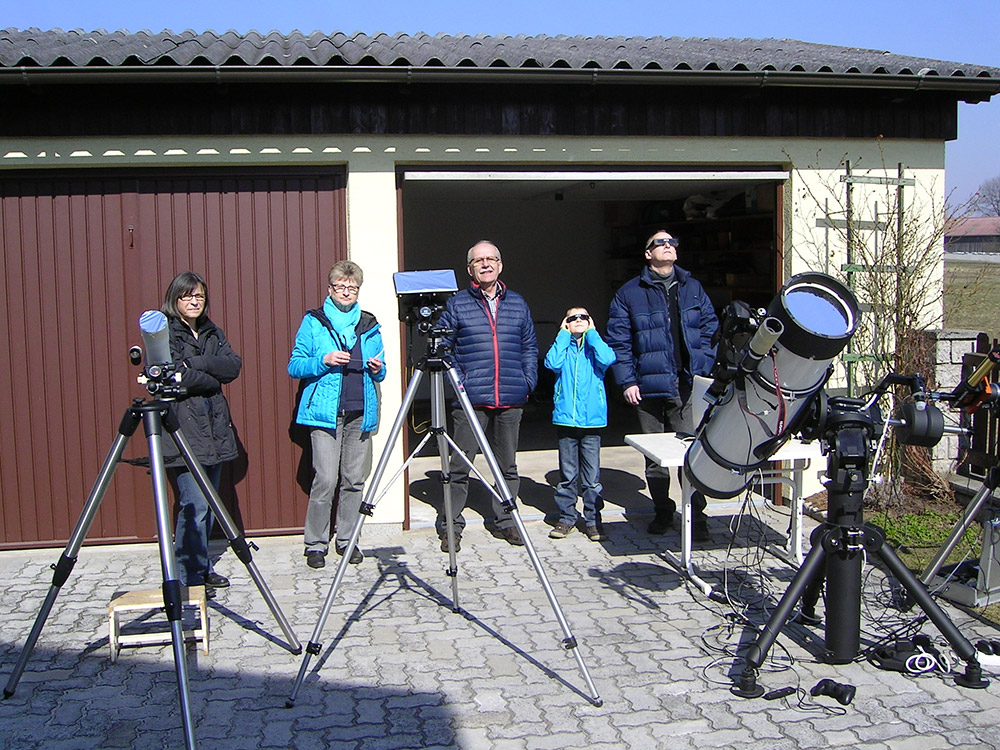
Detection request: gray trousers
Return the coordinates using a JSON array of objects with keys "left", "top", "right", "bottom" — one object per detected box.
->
[
  {"left": 436, "top": 406, "right": 521, "bottom": 537},
  {"left": 303, "top": 414, "right": 372, "bottom": 554},
  {"left": 636, "top": 396, "right": 706, "bottom": 517}
]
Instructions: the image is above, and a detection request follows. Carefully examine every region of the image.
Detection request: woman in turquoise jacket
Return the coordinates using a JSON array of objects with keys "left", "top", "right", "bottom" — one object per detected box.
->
[
  {"left": 544, "top": 307, "right": 617, "bottom": 541},
  {"left": 288, "top": 261, "right": 386, "bottom": 569}
]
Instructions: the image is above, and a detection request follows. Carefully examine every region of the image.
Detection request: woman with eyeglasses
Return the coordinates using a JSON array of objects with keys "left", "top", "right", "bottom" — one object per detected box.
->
[
  {"left": 288, "top": 261, "right": 386, "bottom": 569},
  {"left": 161, "top": 271, "right": 242, "bottom": 598}
]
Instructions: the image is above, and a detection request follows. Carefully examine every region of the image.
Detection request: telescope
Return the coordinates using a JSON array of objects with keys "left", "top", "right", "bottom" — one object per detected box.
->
[{"left": 684, "top": 272, "right": 858, "bottom": 498}]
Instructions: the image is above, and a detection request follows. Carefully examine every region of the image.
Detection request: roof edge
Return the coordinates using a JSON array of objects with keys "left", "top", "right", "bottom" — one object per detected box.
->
[{"left": 3, "top": 65, "right": 998, "bottom": 100}]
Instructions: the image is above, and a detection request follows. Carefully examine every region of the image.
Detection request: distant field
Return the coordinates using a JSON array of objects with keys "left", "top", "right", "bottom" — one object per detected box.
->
[{"left": 944, "top": 257, "right": 1000, "bottom": 344}]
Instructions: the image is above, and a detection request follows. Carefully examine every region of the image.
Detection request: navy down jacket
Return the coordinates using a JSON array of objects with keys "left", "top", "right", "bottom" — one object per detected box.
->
[
  {"left": 439, "top": 281, "right": 538, "bottom": 408},
  {"left": 606, "top": 264, "right": 719, "bottom": 400}
]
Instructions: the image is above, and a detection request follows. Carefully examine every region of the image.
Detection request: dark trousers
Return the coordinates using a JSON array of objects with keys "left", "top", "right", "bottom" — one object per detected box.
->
[
  {"left": 437, "top": 406, "right": 521, "bottom": 537},
  {"left": 635, "top": 397, "right": 707, "bottom": 519}
]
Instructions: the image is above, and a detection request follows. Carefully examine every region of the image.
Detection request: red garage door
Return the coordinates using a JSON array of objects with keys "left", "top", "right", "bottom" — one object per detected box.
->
[{"left": 0, "top": 169, "right": 346, "bottom": 548}]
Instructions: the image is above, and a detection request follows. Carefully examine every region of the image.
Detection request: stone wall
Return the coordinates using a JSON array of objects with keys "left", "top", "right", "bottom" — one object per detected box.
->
[{"left": 923, "top": 329, "right": 983, "bottom": 473}]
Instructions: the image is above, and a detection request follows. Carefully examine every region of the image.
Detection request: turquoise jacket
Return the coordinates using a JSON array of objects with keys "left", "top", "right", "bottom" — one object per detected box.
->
[
  {"left": 544, "top": 328, "right": 617, "bottom": 429},
  {"left": 288, "top": 297, "right": 386, "bottom": 433}
]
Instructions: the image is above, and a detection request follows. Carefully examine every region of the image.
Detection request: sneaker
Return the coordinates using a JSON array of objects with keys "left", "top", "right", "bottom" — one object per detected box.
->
[
  {"left": 440, "top": 534, "right": 461, "bottom": 553},
  {"left": 336, "top": 544, "right": 364, "bottom": 564},
  {"left": 549, "top": 522, "right": 574, "bottom": 539},
  {"left": 496, "top": 526, "right": 525, "bottom": 546},
  {"left": 585, "top": 525, "right": 605, "bottom": 542},
  {"left": 205, "top": 572, "right": 230, "bottom": 588},
  {"left": 306, "top": 551, "right": 326, "bottom": 569},
  {"left": 647, "top": 513, "right": 674, "bottom": 535}
]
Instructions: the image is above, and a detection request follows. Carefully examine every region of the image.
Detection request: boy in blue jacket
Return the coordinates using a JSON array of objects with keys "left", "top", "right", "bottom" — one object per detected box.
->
[{"left": 544, "top": 307, "right": 617, "bottom": 541}]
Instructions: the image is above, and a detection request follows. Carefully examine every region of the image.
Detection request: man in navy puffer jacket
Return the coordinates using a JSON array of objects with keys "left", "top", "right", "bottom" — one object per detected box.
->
[
  {"left": 437, "top": 240, "right": 538, "bottom": 551},
  {"left": 607, "top": 229, "right": 719, "bottom": 540}
]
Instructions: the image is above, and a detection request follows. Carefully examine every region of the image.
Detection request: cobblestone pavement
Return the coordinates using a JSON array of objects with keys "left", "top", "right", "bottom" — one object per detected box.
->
[{"left": 3, "top": 509, "right": 1000, "bottom": 749}]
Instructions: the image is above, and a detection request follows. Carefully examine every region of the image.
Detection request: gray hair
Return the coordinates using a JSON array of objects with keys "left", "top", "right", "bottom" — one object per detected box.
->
[
  {"left": 466, "top": 240, "right": 502, "bottom": 265},
  {"left": 328, "top": 260, "right": 364, "bottom": 286}
]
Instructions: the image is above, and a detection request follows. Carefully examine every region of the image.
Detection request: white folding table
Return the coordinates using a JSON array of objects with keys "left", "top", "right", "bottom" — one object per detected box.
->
[{"left": 625, "top": 432, "right": 824, "bottom": 595}]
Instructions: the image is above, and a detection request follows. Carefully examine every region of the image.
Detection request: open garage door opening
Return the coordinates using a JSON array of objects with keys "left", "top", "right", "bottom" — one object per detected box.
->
[{"left": 399, "top": 167, "right": 787, "bottom": 450}]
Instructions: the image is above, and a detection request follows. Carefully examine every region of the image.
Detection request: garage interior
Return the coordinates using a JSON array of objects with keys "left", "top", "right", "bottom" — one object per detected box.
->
[{"left": 398, "top": 168, "right": 785, "bottom": 452}]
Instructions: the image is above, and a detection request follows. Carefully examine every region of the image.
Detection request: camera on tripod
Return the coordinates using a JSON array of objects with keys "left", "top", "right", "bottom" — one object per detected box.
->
[{"left": 393, "top": 269, "right": 458, "bottom": 335}]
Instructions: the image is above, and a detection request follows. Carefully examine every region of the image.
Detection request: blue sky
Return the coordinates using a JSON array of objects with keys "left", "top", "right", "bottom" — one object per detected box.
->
[{"left": 4, "top": 0, "right": 999, "bottom": 208}]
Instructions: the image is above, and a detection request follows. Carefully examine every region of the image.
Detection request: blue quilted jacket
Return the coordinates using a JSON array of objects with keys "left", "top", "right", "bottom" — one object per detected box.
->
[
  {"left": 544, "top": 328, "right": 617, "bottom": 428},
  {"left": 439, "top": 281, "right": 538, "bottom": 408},
  {"left": 606, "top": 264, "right": 719, "bottom": 399}
]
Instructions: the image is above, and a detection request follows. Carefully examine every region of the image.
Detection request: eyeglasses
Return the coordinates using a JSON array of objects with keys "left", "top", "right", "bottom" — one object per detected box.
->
[
  {"left": 178, "top": 293, "right": 206, "bottom": 302},
  {"left": 468, "top": 256, "right": 501, "bottom": 267},
  {"left": 330, "top": 283, "right": 360, "bottom": 294},
  {"left": 566, "top": 314, "right": 591, "bottom": 323},
  {"left": 646, "top": 237, "right": 680, "bottom": 250}
]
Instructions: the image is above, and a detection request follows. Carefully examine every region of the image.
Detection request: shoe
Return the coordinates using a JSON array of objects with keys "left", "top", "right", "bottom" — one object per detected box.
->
[
  {"left": 306, "top": 551, "right": 326, "bottom": 569},
  {"left": 549, "top": 522, "right": 574, "bottom": 539},
  {"left": 585, "top": 525, "right": 605, "bottom": 542},
  {"left": 205, "top": 572, "right": 230, "bottom": 588},
  {"left": 693, "top": 519, "right": 712, "bottom": 543},
  {"left": 336, "top": 544, "right": 364, "bottom": 564},
  {"left": 440, "top": 534, "right": 461, "bottom": 553},
  {"left": 496, "top": 526, "right": 524, "bottom": 546},
  {"left": 647, "top": 513, "right": 674, "bottom": 535}
]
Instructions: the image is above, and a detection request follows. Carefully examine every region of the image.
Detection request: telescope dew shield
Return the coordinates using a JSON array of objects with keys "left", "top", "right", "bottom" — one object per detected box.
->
[
  {"left": 139, "top": 310, "right": 172, "bottom": 366},
  {"left": 684, "top": 272, "right": 858, "bottom": 498}
]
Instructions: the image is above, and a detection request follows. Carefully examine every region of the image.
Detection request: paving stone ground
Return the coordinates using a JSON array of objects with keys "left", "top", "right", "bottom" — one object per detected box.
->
[{"left": 2, "top": 508, "right": 1000, "bottom": 749}]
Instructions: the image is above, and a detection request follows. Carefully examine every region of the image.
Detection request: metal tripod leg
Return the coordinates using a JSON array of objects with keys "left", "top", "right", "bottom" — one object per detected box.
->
[
  {"left": 431, "top": 370, "right": 461, "bottom": 609},
  {"left": 442, "top": 367, "right": 603, "bottom": 706},
  {"left": 733, "top": 529, "right": 828, "bottom": 698},
  {"left": 874, "top": 528, "right": 988, "bottom": 689},
  {"left": 4, "top": 407, "right": 141, "bottom": 700},
  {"left": 144, "top": 408, "right": 198, "bottom": 750},
  {"left": 920, "top": 478, "right": 999, "bottom": 585},
  {"left": 165, "top": 413, "right": 301, "bottom": 653},
  {"left": 3, "top": 402, "right": 198, "bottom": 749},
  {"left": 286, "top": 366, "right": 428, "bottom": 707}
]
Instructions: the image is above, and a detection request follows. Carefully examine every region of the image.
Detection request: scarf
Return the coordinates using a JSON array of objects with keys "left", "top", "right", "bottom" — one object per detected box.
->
[{"left": 326, "top": 297, "right": 361, "bottom": 350}]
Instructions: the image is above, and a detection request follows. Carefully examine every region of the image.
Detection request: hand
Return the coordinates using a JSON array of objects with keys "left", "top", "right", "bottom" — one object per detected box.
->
[
  {"left": 366, "top": 356, "right": 383, "bottom": 374},
  {"left": 624, "top": 385, "right": 642, "bottom": 405},
  {"left": 323, "top": 350, "right": 351, "bottom": 367}
]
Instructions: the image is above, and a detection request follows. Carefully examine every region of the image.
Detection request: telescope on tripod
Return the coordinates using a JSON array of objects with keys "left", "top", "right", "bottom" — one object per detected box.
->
[
  {"left": 677, "top": 271, "right": 992, "bottom": 698},
  {"left": 3, "top": 310, "right": 300, "bottom": 750}
]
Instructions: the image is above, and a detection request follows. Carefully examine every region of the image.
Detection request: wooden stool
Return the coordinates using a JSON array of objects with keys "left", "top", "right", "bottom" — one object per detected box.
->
[{"left": 108, "top": 587, "right": 210, "bottom": 663}]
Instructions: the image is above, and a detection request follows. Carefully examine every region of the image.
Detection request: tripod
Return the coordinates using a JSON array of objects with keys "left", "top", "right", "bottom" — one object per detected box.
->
[
  {"left": 732, "top": 396, "right": 989, "bottom": 698},
  {"left": 3, "top": 397, "right": 302, "bottom": 750},
  {"left": 286, "top": 329, "right": 602, "bottom": 707}
]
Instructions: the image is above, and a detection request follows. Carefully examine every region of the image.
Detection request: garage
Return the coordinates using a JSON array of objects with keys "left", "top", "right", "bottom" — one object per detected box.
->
[{"left": 0, "top": 169, "right": 346, "bottom": 547}]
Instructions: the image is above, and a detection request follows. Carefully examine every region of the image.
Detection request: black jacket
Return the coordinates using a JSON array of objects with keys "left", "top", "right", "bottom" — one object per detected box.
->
[{"left": 162, "top": 315, "right": 242, "bottom": 468}]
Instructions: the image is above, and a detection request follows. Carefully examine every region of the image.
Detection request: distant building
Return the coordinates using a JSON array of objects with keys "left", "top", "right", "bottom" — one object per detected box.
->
[{"left": 945, "top": 217, "right": 1000, "bottom": 255}]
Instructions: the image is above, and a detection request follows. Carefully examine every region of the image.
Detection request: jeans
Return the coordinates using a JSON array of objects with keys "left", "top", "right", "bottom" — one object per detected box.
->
[
  {"left": 553, "top": 427, "right": 604, "bottom": 526},
  {"left": 303, "top": 414, "right": 373, "bottom": 554},
  {"left": 436, "top": 406, "right": 521, "bottom": 537},
  {"left": 635, "top": 396, "right": 706, "bottom": 518},
  {"left": 171, "top": 463, "right": 223, "bottom": 587}
]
